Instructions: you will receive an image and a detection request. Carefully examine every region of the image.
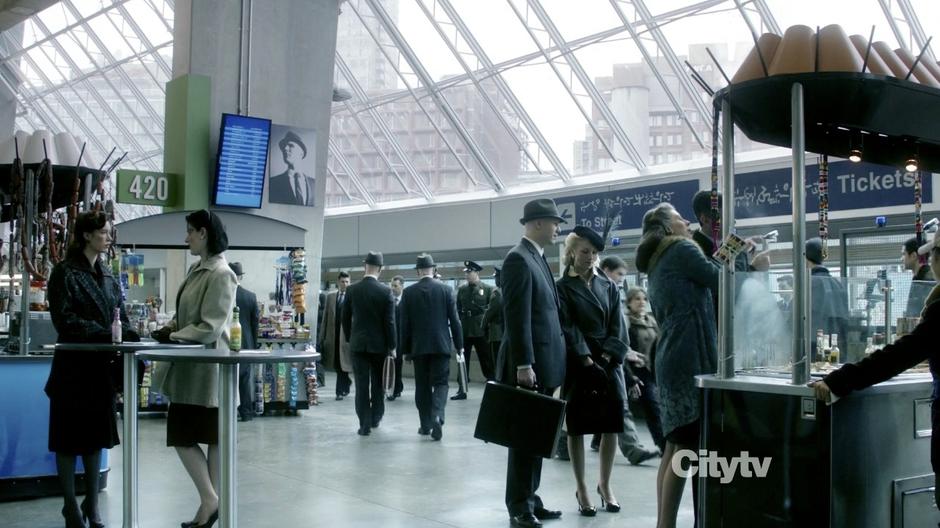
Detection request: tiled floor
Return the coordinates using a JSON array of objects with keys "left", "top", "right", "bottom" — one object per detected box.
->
[{"left": 1, "top": 381, "right": 693, "bottom": 527}]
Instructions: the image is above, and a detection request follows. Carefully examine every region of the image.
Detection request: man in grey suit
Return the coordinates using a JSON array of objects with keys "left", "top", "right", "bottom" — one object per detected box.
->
[
  {"left": 342, "top": 251, "right": 397, "bottom": 436},
  {"left": 268, "top": 130, "right": 315, "bottom": 206},
  {"left": 498, "top": 198, "right": 567, "bottom": 528},
  {"left": 399, "top": 254, "right": 463, "bottom": 441}
]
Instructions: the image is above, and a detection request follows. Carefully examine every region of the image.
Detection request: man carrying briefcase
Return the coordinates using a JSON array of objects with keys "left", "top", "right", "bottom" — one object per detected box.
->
[{"left": 494, "top": 198, "right": 568, "bottom": 528}]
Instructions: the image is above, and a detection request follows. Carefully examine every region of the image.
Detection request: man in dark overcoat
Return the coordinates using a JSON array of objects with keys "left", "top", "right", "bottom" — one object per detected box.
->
[
  {"left": 399, "top": 254, "right": 463, "bottom": 440},
  {"left": 342, "top": 251, "right": 397, "bottom": 436},
  {"left": 497, "top": 198, "right": 567, "bottom": 528},
  {"left": 230, "top": 262, "right": 260, "bottom": 421}
]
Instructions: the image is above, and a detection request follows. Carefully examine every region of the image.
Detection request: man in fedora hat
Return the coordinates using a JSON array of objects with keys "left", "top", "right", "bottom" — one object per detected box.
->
[
  {"left": 269, "top": 130, "right": 316, "bottom": 206},
  {"left": 497, "top": 198, "right": 567, "bottom": 527},
  {"left": 399, "top": 254, "right": 463, "bottom": 440},
  {"left": 342, "top": 251, "right": 397, "bottom": 436},
  {"left": 229, "top": 262, "right": 260, "bottom": 421},
  {"left": 452, "top": 260, "right": 494, "bottom": 399}
]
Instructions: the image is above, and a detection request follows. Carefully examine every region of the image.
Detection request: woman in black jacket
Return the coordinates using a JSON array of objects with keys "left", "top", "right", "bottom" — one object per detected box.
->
[
  {"left": 557, "top": 226, "right": 640, "bottom": 516},
  {"left": 46, "top": 211, "right": 137, "bottom": 528},
  {"left": 812, "top": 231, "right": 940, "bottom": 511}
]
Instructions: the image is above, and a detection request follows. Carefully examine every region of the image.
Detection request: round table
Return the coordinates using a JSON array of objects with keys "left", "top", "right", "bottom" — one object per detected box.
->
[
  {"left": 54, "top": 341, "right": 205, "bottom": 528},
  {"left": 136, "top": 348, "right": 318, "bottom": 528}
]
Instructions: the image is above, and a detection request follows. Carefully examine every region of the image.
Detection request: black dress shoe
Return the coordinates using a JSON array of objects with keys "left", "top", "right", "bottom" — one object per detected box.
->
[
  {"left": 430, "top": 417, "right": 443, "bottom": 441},
  {"left": 357, "top": 427, "right": 371, "bottom": 436},
  {"left": 371, "top": 420, "right": 381, "bottom": 428},
  {"left": 335, "top": 394, "right": 345, "bottom": 401},
  {"left": 627, "top": 447, "right": 660, "bottom": 466},
  {"left": 509, "top": 513, "right": 542, "bottom": 527},
  {"left": 386, "top": 394, "right": 397, "bottom": 401},
  {"left": 450, "top": 392, "right": 467, "bottom": 400},
  {"left": 418, "top": 427, "right": 430, "bottom": 435},
  {"left": 533, "top": 506, "right": 562, "bottom": 520}
]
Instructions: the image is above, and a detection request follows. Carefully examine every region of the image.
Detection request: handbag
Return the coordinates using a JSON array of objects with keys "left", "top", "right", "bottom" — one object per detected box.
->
[
  {"left": 474, "top": 381, "right": 566, "bottom": 458},
  {"left": 382, "top": 354, "right": 396, "bottom": 396}
]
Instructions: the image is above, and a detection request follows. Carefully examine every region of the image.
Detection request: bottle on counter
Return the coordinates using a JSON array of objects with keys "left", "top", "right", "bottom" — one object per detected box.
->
[
  {"left": 111, "top": 308, "right": 122, "bottom": 344},
  {"left": 829, "top": 334, "right": 840, "bottom": 364},
  {"left": 229, "top": 307, "right": 242, "bottom": 352}
]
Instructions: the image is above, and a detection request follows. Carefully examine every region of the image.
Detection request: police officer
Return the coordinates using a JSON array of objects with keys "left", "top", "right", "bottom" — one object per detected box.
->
[{"left": 452, "top": 260, "right": 494, "bottom": 400}]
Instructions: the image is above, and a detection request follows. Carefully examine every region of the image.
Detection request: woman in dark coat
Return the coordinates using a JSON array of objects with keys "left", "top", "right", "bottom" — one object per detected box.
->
[
  {"left": 557, "top": 226, "right": 639, "bottom": 516},
  {"left": 46, "top": 211, "right": 138, "bottom": 528},
  {"left": 635, "top": 203, "right": 718, "bottom": 528},
  {"left": 626, "top": 286, "right": 666, "bottom": 452},
  {"left": 812, "top": 231, "right": 940, "bottom": 513}
]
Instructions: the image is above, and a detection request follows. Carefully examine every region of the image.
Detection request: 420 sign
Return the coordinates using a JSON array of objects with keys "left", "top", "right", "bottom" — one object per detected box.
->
[{"left": 116, "top": 170, "right": 178, "bottom": 206}]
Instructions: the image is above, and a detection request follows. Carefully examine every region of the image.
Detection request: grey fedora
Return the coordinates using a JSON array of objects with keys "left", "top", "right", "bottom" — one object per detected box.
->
[{"left": 519, "top": 198, "right": 565, "bottom": 225}]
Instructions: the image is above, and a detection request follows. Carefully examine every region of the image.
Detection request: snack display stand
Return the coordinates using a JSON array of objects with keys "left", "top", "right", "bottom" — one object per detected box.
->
[{"left": 694, "top": 25, "right": 938, "bottom": 527}]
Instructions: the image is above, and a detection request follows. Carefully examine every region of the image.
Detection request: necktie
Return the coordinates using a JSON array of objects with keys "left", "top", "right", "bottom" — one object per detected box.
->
[{"left": 294, "top": 174, "right": 304, "bottom": 204}]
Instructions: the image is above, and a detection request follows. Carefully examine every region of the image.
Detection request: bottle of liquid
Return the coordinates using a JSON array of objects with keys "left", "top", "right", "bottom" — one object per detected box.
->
[
  {"left": 815, "top": 329, "right": 825, "bottom": 363},
  {"left": 829, "top": 334, "right": 840, "bottom": 364},
  {"left": 229, "top": 307, "right": 242, "bottom": 352},
  {"left": 111, "top": 308, "right": 122, "bottom": 344},
  {"left": 821, "top": 334, "right": 831, "bottom": 365}
]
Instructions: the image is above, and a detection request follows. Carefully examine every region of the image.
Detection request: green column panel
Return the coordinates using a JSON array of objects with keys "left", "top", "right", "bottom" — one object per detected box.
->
[{"left": 164, "top": 74, "right": 211, "bottom": 212}]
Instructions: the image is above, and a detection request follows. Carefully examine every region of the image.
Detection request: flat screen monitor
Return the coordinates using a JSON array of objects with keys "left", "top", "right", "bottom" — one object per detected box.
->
[{"left": 212, "top": 113, "right": 271, "bottom": 208}]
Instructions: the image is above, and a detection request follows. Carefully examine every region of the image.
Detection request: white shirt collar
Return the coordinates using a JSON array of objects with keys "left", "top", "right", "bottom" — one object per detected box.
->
[
  {"left": 522, "top": 235, "right": 544, "bottom": 256},
  {"left": 364, "top": 273, "right": 379, "bottom": 280}
]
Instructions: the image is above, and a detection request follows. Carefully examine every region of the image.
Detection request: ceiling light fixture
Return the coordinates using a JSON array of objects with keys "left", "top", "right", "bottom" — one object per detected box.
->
[
  {"left": 905, "top": 158, "right": 919, "bottom": 172},
  {"left": 848, "top": 149, "right": 862, "bottom": 163}
]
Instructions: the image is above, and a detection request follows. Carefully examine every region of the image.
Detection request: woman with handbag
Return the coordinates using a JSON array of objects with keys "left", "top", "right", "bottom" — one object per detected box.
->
[
  {"left": 151, "top": 210, "right": 237, "bottom": 528},
  {"left": 46, "top": 211, "right": 139, "bottom": 528},
  {"left": 557, "top": 226, "right": 640, "bottom": 516}
]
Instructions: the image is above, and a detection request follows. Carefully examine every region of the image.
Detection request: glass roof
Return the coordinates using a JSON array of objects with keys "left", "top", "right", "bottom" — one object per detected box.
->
[{"left": 3, "top": 0, "right": 939, "bottom": 217}]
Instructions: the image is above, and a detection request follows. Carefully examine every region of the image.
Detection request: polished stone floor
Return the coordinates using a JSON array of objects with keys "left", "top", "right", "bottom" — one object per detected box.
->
[{"left": 2, "top": 381, "right": 693, "bottom": 527}]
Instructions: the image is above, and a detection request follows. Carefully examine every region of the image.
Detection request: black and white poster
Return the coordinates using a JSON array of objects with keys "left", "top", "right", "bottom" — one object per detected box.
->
[{"left": 268, "top": 124, "right": 316, "bottom": 207}]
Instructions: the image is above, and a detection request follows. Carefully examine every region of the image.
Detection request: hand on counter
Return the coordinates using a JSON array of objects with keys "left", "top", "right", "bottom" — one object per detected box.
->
[
  {"left": 808, "top": 380, "right": 834, "bottom": 403},
  {"left": 150, "top": 327, "right": 176, "bottom": 344}
]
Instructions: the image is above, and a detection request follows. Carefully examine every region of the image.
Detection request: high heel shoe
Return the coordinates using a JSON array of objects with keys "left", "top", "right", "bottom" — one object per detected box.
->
[
  {"left": 597, "top": 485, "right": 621, "bottom": 513},
  {"left": 575, "top": 490, "right": 596, "bottom": 517},
  {"left": 62, "top": 505, "right": 87, "bottom": 528},
  {"left": 80, "top": 498, "right": 105, "bottom": 528},
  {"left": 185, "top": 509, "right": 218, "bottom": 528}
]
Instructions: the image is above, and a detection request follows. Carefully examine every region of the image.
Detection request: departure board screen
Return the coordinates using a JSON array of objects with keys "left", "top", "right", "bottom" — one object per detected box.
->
[{"left": 212, "top": 113, "right": 271, "bottom": 208}]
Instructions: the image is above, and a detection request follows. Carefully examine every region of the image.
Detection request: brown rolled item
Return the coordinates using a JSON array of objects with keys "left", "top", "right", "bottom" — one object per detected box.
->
[
  {"left": 817, "top": 25, "right": 863, "bottom": 72},
  {"left": 768, "top": 25, "right": 816, "bottom": 76},
  {"left": 732, "top": 33, "right": 782, "bottom": 83},
  {"left": 894, "top": 47, "right": 940, "bottom": 87},
  {"left": 849, "top": 34, "right": 893, "bottom": 75},
  {"left": 872, "top": 41, "right": 912, "bottom": 78},
  {"left": 921, "top": 59, "right": 940, "bottom": 84}
]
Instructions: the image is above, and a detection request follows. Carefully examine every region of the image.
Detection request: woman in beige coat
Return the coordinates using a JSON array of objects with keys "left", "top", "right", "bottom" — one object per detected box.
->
[{"left": 152, "top": 209, "right": 236, "bottom": 528}]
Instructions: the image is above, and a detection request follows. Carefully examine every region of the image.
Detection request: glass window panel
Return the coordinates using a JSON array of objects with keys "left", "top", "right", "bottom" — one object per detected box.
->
[
  {"left": 86, "top": 13, "right": 133, "bottom": 61},
  {"left": 911, "top": 1, "right": 940, "bottom": 55},
  {"left": 71, "top": 1, "right": 111, "bottom": 19},
  {"left": 390, "top": 0, "right": 464, "bottom": 82},
  {"left": 35, "top": 3, "right": 77, "bottom": 35},
  {"left": 539, "top": 0, "right": 619, "bottom": 44},
  {"left": 125, "top": 0, "right": 173, "bottom": 44},
  {"left": 446, "top": 0, "right": 539, "bottom": 64}
]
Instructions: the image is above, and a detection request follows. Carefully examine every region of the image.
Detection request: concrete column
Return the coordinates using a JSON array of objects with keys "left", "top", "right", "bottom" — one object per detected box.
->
[{"left": 171, "top": 0, "right": 340, "bottom": 335}]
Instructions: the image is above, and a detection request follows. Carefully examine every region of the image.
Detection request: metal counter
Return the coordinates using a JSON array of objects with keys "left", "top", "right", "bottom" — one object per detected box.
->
[{"left": 696, "top": 372, "right": 937, "bottom": 527}]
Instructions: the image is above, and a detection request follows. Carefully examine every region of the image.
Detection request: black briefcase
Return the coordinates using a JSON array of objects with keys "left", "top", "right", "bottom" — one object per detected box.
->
[{"left": 474, "top": 381, "right": 566, "bottom": 458}]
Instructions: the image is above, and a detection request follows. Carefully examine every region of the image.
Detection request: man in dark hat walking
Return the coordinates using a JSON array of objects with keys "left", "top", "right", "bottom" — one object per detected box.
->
[
  {"left": 399, "top": 254, "right": 463, "bottom": 440},
  {"left": 452, "top": 260, "right": 494, "bottom": 399},
  {"left": 230, "top": 262, "right": 260, "bottom": 421},
  {"left": 342, "top": 251, "right": 397, "bottom": 435},
  {"left": 497, "top": 198, "right": 567, "bottom": 527},
  {"left": 269, "top": 130, "right": 315, "bottom": 206}
]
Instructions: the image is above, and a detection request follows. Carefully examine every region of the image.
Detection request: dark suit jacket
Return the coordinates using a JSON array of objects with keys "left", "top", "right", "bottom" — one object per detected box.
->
[
  {"left": 400, "top": 277, "right": 463, "bottom": 357},
  {"left": 235, "top": 285, "right": 259, "bottom": 350},
  {"left": 269, "top": 171, "right": 315, "bottom": 206},
  {"left": 342, "top": 276, "right": 397, "bottom": 355},
  {"left": 496, "top": 238, "right": 566, "bottom": 389}
]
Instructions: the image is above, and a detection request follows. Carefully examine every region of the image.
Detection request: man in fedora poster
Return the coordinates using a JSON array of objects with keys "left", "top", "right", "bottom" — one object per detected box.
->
[{"left": 269, "top": 127, "right": 316, "bottom": 206}]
